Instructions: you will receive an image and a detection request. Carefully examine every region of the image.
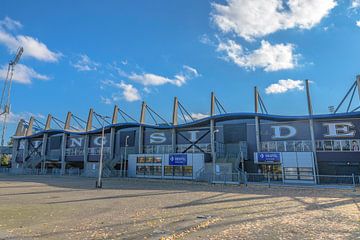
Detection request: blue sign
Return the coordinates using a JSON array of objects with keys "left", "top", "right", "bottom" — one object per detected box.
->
[
  {"left": 169, "top": 154, "right": 187, "bottom": 166},
  {"left": 257, "top": 152, "right": 281, "bottom": 163}
]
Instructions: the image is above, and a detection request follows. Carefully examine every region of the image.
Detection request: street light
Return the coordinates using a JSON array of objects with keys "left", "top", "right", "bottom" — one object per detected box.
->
[
  {"left": 122, "top": 135, "right": 130, "bottom": 177},
  {"left": 96, "top": 115, "right": 110, "bottom": 189}
]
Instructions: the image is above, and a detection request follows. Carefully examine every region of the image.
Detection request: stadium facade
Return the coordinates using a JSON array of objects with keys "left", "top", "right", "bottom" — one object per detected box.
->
[{"left": 10, "top": 79, "right": 360, "bottom": 183}]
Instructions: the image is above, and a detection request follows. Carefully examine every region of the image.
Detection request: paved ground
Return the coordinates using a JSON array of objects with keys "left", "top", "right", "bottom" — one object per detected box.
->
[{"left": 0, "top": 175, "right": 359, "bottom": 240}]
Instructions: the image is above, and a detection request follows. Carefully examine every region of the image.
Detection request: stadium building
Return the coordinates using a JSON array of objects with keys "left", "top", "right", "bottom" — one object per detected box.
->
[{"left": 10, "top": 78, "right": 360, "bottom": 184}]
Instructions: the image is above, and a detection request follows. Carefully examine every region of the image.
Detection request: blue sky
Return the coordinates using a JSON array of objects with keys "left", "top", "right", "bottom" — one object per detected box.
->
[{"left": 1, "top": 0, "right": 360, "bottom": 139}]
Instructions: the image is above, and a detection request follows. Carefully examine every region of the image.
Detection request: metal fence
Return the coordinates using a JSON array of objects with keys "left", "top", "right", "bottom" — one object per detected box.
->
[
  {"left": 210, "top": 172, "right": 357, "bottom": 191},
  {"left": 0, "top": 167, "right": 10, "bottom": 174},
  {"left": 0, "top": 167, "right": 358, "bottom": 191}
]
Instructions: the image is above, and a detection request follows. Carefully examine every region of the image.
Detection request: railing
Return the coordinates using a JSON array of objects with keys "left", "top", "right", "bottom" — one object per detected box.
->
[
  {"left": 0, "top": 167, "right": 10, "bottom": 173},
  {"left": 212, "top": 172, "right": 241, "bottom": 184},
  {"left": 243, "top": 172, "right": 356, "bottom": 191}
]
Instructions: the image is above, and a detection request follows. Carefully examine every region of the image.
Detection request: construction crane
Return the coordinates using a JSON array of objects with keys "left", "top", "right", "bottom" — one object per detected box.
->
[{"left": 0, "top": 47, "right": 24, "bottom": 150}]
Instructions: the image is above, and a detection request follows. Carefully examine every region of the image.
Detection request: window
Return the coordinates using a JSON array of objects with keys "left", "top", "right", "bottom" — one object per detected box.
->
[
  {"left": 324, "top": 140, "right": 332, "bottom": 151},
  {"left": 333, "top": 140, "right": 341, "bottom": 151},
  {"left": 286, "top": 141, "right": 295, "bottom": 152},
  {"left": 284, "top": 167, "right": 314, "bottom": 181},
  {"left": 163, "top": 166, "right": 193, "bottom": 177},
  {"left": 277, "top": 142, "right": 285, "bottom": 152},
  {"left": 341, "top": 140, "right": 350, "bottom": 151},
  {"left": 154, "top": 156, "right": 162, "bottom": 163},
  {"left": 164, "top": 166, "right": 173, "bottom": 176},
  {"left": 137, "top": 156, "right": 145, "bottom": 163},
  {"left": 295, "top": 141, "right": 303, "bottom": 151},
  {"left": 146, "top": 156, "right": 154, "bottom": 163},
  {"left": 136, "top": 155, "right": 162, "bottom": 177},
  {"left": 315, "top": 139, "right": 360, "bottom": 152}
]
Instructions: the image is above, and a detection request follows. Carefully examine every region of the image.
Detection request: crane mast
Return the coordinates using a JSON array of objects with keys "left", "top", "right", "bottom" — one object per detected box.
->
[{"left": 0, "top": 47, "right": 24, "bottom": 150}]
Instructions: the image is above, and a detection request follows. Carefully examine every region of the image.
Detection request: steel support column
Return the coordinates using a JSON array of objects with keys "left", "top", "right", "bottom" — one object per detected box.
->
[
  {"left": 254, "top": 87, "right": 261, "bottom": 152},
  {"left": 210, "top": 92, "right": 216, "bottom": 176},
  {"left": 138, "top": 102, "right": 146, "bottom": 154},
  {"left": 60, "top": 133, "right": 67, "bottom": 175},
  {"left": 61, "top": 112, "right": 72, "bottom": 175},
  {"left": 357, "top": 75, "right": 360, "bottom": 100},
  {"left": 110, "top": 105, "right": 118, "bottom": 161},
  {"left": 41, "top": 114, "right": 52, "bottom": 173},
  {"left": 306, "top": 80, "right": 319, "bottom": 181},
  {"left": 172, "top": 97, "right": 178, "bottom": 153}
]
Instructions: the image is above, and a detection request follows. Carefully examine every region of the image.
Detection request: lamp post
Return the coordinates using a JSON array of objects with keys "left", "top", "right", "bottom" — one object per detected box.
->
[
  {"left": 123, "top": 135, "right": 129, "bottom": 177},
  {"left": 96, "top": 115, "right": 110, "bottom": 189}
]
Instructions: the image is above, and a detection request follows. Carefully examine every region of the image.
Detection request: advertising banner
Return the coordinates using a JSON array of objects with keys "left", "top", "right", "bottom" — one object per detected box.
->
[
  {"left": 255, "top": 152, "right": 281, "bottom": 164},
  {"left": 169, "top": 154, "right": 187, "bottom": 165},
  {"left": 177, "top": 129, "right": 210, "bottom": 144},
  {"left": 66, "top": 135, "right": 84, "bottom": 148},
  {"left": 144, "top": 130, "right": 172, "bottom": 145},
  {"left": 259, "top": 120, "right": 311, "bottom": 141}
]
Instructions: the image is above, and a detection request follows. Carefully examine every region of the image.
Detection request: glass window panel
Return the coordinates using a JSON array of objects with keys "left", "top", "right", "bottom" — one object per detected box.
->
[
  {"left": 164, "top": 166, "right": 173, "bottom": 176},
  {"left": 295, "top": 141, "right": 303, "bottom": 151},
  {"left": 183, "top": 166, "right": 193, "bottom": 177},
  {"left": 351, "top": 140, "right": 360, "bottom": 151},
  {"left": 261, "top": 142, "right": 269, "bottom": 152},
  {"left": 341, "top": 140, "right": 350, "bottom": 151},
  {"left": 333, "top": 140, "right": 341, "bottom": 151},
  {"left": 324, "top": 141, "right": 332, "bottom": 151},
  {"left": 146, "top": 156, "right": 154, "bottom": 163},
  {"left": 154, "top": 156, "right": 162, "bottom": 163},
  {"left": 137, "top": 156, "right": 145, "bottom": 163},
  {"left": 316, "top": 141, "right": 324, "bottom": 151},
  {"left": 277, "top": 141, "right": 285, "bottom": 152},
  {"left": 303, "top": 141, "right": 312, "bottom": 152},
  {"left": 286, "top": 141, "right": 295, "bottom": 152},
  {"left": 173, "top": 166, "right": 183, "bottom": 176},
  {"left": 268, "top": 142, "right": 276, "bottom": 151},
  {"left": 136, "top": 166, "right": 146, "bottom": 175},
  {"left": 153, "top": 166, "right": 162, "bottom": 176},
  {"left": 298, "top": 167, "right": 313, "bottom": 172}
]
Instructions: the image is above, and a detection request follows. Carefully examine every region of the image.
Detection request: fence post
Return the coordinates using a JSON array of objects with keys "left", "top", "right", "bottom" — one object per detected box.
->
[
  {"left": 245, "top": 171, "right": 248, "bottom": 187},
  {"left": 267, "top": 172, "right": 270, "bottom": 188},
  {"left": 352, "top": 173, "right": 356, "bottom": 192}
]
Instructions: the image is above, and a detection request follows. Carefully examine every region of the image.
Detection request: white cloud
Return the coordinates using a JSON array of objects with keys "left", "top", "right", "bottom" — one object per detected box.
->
[
  {"left": 190, "top": 113, "right": 209, "bottom": 120},
  {"left": 199, "top": 34, "right": 215, "bottom": 46},
  {"left": 0, "top": 64, "right": 50, "bottom": 84},
  {"left": 183, "top": 65, "right": 200, "bottom": 77},
  {"left": 0, "top": 111, "right": 45, "bottom": 124},
  {"left": 0, "top": 17, "right": 22, "bottom": 31},
  {"left": 101, "top": 79, "right": 141, "bottom": 102},
  {"left": 351, "top": 0, "right": 360, "bottom": 8},
  {"left": 356, "top": 20, "right": 360, "bottom": 27},
  {"left": 100, "top": 96, "right": 112, "bottom": 105},
  {"left": 265, "top": 79, "right": 304, "bottom": 94},
  {"left": 212, "top": 0, "right": 337, "bottom": 41},
  {"left": 71, "top": 54, "right": 99, "bottom": 72},
  {"left": 217, "top": 39, "right": 297, "bottom": 72},
  {"left": 125, "top": 65, "right": 200, "bottom": 87},
  {"left": 0, "top": 17, "right": 61, "bottom": 62},
  {"left": 118, "top": 81, "right": 141, "bottom": 102}
]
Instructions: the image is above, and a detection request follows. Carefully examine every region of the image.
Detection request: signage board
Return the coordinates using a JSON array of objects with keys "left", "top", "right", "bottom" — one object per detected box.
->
[
  {"left": 255, "top": 152, "right": 281, "bottom": 164},
  {"left": 169, "top": 154, "right": 187, "bottom": 166}
]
